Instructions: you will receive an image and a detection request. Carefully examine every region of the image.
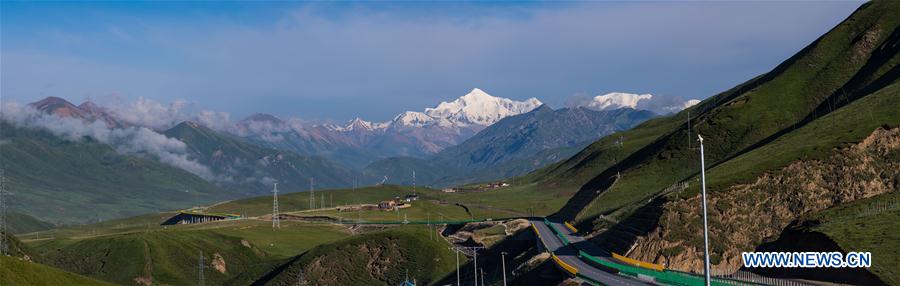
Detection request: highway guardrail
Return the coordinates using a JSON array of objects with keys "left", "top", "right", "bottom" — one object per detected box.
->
[{"left": 551, "top": 253, "right": 579, "bottom": 277}]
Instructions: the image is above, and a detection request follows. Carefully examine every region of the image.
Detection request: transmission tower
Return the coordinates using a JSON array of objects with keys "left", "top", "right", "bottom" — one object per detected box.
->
[
  {"left": 412, "top": 170, "right": 416, "bottom": 195},
  {"left": 272, "top": 183, "right": 280, "bottom": 229},
  {"left": 198, "top": 251, "right": 205, "bottom": 286},
  {"left": 309, "top": 178, "right": 315, "bottom": 210}
]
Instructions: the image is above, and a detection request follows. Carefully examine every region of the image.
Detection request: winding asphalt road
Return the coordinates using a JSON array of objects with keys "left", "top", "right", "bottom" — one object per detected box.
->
[{"left": 531, "top": 219, "right": 651, "bottom": 286}]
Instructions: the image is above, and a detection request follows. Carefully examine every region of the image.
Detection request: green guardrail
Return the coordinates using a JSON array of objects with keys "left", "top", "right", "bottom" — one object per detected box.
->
[
  {"left": 577, "top": 251, "right": 754, "bottom": 286},
  {"left": 543, "top": 219, "right": 571, "bottom": 246}
]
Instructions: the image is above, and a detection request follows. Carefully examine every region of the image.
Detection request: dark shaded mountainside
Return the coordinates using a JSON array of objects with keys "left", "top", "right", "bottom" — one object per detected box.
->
[
  {"left": 164, "top": 121, "right": 371, "bottom": 195},
  {"left": 363, "top": 106, "right": 656, "bottom": 187},
  {"left": 0, "top": 121, "right": 228, "bottom": 225},
  {"left": 519, "top": 0, "right": 898, "bottom": 284}
]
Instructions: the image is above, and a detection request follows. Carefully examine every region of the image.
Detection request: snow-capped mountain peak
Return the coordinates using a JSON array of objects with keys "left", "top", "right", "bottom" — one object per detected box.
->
[
  {"left": 340, "top": 117, "right": 389, "bottom": 132},
  {"left": 424, "top": 88, "right": 543, "bottom": 126}
]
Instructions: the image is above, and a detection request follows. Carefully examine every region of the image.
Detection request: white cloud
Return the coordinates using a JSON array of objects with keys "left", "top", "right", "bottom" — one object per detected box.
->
[
  {"left": 105, "top": 97, "right": 190, "bottom": 130},
  {"left": 1, "top": 102, "right": 214, "bottom": 179},
  {"left": 568, "top": 92, "right": 701, "bottom": 114}
]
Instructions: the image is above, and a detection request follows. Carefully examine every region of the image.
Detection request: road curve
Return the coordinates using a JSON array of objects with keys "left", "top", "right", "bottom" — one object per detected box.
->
[{"left": 531, "top": 219, "right": 651, "bottom": 286}]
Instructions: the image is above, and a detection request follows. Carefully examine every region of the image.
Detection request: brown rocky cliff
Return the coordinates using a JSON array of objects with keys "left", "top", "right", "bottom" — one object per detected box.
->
[{"left": 627, "top": 127, "right": 899, "bottom": 274}]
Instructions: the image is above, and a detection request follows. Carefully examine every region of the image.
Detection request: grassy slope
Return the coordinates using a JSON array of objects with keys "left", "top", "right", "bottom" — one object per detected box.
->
[
  {"left": 554, "top": 0, "right": 899, "bottom": 222},
  {"left": 804, "top": 192, "right": 900, "bottom": 285},
  {"left": 208, "top": 184, "right": 523, "bottom": 221},
  {"left": 28, "top": 219, "right": 348, "bottom": 285},
  {"left": 0, "top": 122, "right": 228, "bottom": 225},
  {"left": 6, "top": 211, "right": 55, "bottom": 234},
  {"left": 691, "top": 81, "right": 900, "bottom": 196},
  {"left": 0, "top": 256, "right": 115, "bottom": 286},
  {"left": 259, "top": 226, "right": 457, "bottom": 286}
]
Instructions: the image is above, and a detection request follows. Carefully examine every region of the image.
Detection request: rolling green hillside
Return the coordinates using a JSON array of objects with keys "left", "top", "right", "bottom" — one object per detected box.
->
[
  {"left": 0, "top": 256, "right": 115, "bottom": 286},
  {"left": 29, "top": 220, "right": 349, "bottom": 286},
  {"left": 516, "top": 1, "right": 900, "bottom": 284},
  {"left": 0, "top": 122, "right": 229, "bottom": 225},
  {"left": 545, "top": 0, "right": 899, "bottom": 221},
  {"left": 165, "top": 121, "right": 369, "bottom": 196},
  {"left": 208, "top": 184, "right": 519, "bottom": 221},
  {"left": 5, "top": 211, "right": 55, "bottom": 234},
  {"left": 254, "top": 226, "right": 457, "bottom": 286}
]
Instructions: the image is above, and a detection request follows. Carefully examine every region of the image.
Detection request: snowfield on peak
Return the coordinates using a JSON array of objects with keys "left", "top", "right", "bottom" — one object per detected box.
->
[
  {"left": 334, "top": 88, "right": 543, "bottom": 131},
  {"left": 423, "top": 88, "right": 542, "bottom": 127}
]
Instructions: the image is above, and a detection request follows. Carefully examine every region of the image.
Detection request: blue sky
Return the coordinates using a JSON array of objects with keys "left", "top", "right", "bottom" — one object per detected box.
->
[{"left": 1, "top": 1, "right": 863, "bottom": 122}]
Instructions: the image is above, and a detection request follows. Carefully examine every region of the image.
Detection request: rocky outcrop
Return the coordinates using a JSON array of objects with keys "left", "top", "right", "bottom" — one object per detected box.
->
[
  {"left": 627, "top": 127, "right": 899, "bottom": 274},
  {"left": 211, "top": 253, "right": 227, "bottom": 274}
]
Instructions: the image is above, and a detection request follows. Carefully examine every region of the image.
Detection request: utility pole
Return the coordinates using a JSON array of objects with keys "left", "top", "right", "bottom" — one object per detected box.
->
[
  {"left": 272, "top": 183, "right": 280, "bottom": 229},
  {"left": 501, "top": 252, "right": 508, "bottom": 286},
  {"left": 451, "top": 246, "right": 483, "bottom": 286},
  {"left": 198, "top": 251, "right": 205, "bottom": 286},
  {"left": 480, "top": 268, "right": 485, "bottom": 286},
  {"left": 473, "top": 247, "right": 481, "bottom": 286},
  {"left": 450, "top": 247, "right": 460, "bottom": 286},
  {"left": 698, "top": 135, "right": 711, "bottom": 286}
]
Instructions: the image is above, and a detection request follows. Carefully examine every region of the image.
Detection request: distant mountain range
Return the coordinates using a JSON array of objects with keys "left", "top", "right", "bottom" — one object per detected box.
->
[
  {"left": 1, "top": 87, "right": 678, "bottom": 224},
  {"left": 363, "top": 105, "right": 657, "bottom": 186},
  {"left": 235, "top": 88, "right": 544, "bottom": 163}
]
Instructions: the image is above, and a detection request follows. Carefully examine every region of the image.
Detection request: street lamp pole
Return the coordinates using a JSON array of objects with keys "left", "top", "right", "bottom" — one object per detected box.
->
[
  {"left": 698, "top": 135, "right": 711, "bottom": 286},
  {"left": 501, "top": 252, "right": 508, "bottom": 286}
]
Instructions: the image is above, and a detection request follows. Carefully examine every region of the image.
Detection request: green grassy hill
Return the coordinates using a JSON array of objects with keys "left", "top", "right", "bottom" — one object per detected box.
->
[
  {"left": 208, "top": 184, "right": 519, "bottom": 222},
  {"left": 540, "top": 0, "right": 899, "bottom": 221},
  {"left": 28, "top": 219, "right": 349, "bottom": 286},
  {"left": 6, "top": 211, "right": 55, "bottom": 234},
  {"left": 0, "top": 256, "right": 115, "bottom": 286},
  {"left": 255, "top": 226, "right": 457, "bottom": 286},
  {"left": 801, "top": 192, "right": 900, "bottom": 285},
  {"left": 511, "top": 0, "right": 900, "bottom": 283},
  {"left": 0, "top": 122, "right": 229, "bottom": 225}
]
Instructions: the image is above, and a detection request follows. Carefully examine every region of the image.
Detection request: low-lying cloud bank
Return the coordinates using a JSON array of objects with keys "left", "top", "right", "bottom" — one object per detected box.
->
[
  {"left": 1, "top": 102, "right": 214, "bottom": 179},
  {"left": 567, "top": 92, "right": 700, "bottom": 114}
]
